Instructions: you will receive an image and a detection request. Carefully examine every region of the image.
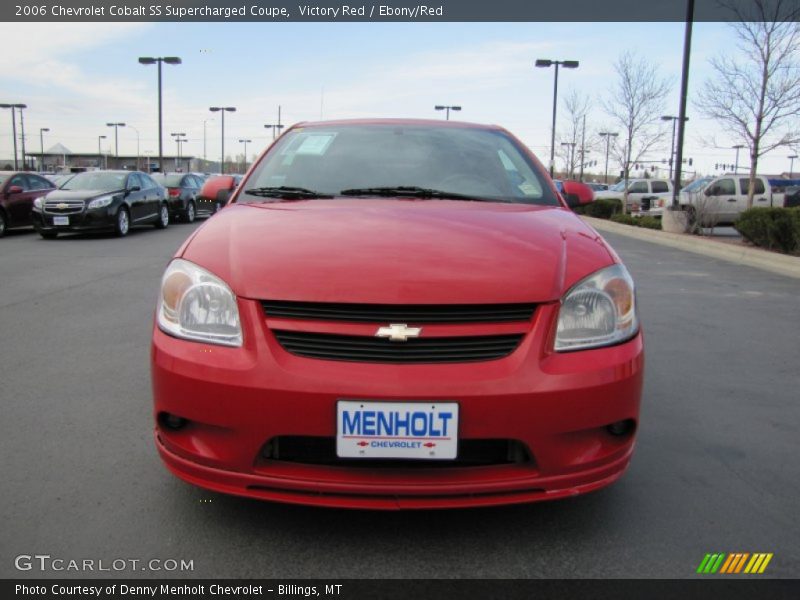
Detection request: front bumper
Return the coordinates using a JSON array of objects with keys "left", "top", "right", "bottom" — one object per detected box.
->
[
  {"left": 152, "top": 300, "right": 644, "bottom": 509},
  {"left": 32, "top": 207, "right": 117, "bottom": 233}
]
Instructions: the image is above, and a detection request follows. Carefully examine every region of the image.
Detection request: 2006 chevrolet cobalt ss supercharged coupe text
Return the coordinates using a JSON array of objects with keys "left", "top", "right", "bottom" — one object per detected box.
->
[{"left": 151, "top": 119, "right": 644, "bottom": 509}]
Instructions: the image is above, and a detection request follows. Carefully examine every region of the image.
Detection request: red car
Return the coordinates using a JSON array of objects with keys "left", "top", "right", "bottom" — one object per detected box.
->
[
  {"left": 555, "top": 179, "right": 595, "bottom": 208},
  {"left": 0, "top": 171, "right": 56, "bottom": 237},
  {"left": 152, "top": 119, "right": 643, "bottom": 509},
  {"left": 196, "top": 174, "right": 242, "bottom": 217}
]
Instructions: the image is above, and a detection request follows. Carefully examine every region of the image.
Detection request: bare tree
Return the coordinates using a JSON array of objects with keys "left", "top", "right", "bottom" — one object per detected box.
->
[
  {"left": 695, "top": 0, "right": 800, "bottom": 209},
  {"left": 555, "top": 90, "right": 591, "bottom": 179},
  {"left": 603, "top": 51, "right": 672, "bottom": 211}
]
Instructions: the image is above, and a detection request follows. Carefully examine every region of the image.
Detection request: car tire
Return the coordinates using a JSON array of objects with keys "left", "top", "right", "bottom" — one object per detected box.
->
[
  {"left": 115, "top": 206, "right": 130, "bottom": 237},
  {"left": 184, "top": 200, "right": 196, "bottom": 223},
  {"left": 0, "top": 211, "right": 6, "bottom": 238},
  {"left": 216, "top": 189, "right": 229, "bottom": 210},
  {"left": 40, "top": 231, "right": 58, "bottom": 240},
  {"left": 154, "top": 202, "right": 169, "bottom": 229}
]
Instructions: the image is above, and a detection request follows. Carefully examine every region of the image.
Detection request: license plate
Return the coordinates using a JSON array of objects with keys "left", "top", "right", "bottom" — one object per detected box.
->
[
  {"left": 53, "top": 216, "right": 69, "bottom": 226},
  {"left": 337, "top": 400, "right": 459, "bottom": 460}
]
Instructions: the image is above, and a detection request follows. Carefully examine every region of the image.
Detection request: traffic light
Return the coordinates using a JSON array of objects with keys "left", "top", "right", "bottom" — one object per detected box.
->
[{"left": 688, "top": 158, "right": 693, "bottom": 166}]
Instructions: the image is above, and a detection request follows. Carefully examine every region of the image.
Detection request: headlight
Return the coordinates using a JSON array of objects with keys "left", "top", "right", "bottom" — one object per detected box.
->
[
  {"left": 87, "top": 195, "right": 114, "bottom": 209},
  {"left": 157, "top": 258, "right": 242, "bottom": 347},
  {"left": 555, "top": 264, "right": 638, "bottom": 351},
  {"left": 33, "top": 197, "right": 44, "bottom": 210}
]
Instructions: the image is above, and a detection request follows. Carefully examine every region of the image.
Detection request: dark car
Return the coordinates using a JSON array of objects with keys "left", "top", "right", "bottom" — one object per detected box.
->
[
  {"left": 32, "top": 170, "right": 169, "bottom": 239},
  {"left": 0, "top": 171, "right": 56, "bottom": 237},
  {"left": 197, "top": 174, "right": 242, "bottom": 217},
  {"left": 151, "top": 173, "right": 203, "bottom": 223},
  {"left": 46, "top": 173, "right": 77, "bottom": 188}
]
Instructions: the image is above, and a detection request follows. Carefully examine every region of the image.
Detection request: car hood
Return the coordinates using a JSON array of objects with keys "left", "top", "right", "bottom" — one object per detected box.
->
[
  {"left": 46, "top": 189, "right": 124, "bottom": 201},
  {"left": 179, "top": 199, "right": 616, "bottom": 304}
]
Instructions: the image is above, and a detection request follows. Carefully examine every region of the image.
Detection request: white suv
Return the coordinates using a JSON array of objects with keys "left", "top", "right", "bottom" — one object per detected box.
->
[{"left": 595, "top": 178, "right": 673, "bottom": 211}]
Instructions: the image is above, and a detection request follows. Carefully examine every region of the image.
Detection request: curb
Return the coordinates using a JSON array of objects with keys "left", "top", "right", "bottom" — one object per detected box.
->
[{"left": 582, "top": 216, "right": 800, "bottom": 280}]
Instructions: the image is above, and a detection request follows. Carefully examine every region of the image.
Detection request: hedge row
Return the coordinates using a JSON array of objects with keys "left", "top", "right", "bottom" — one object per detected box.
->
[
  {"left": 573, "top": 198, "right": 623, "bottom": 219},
  {"left": 734, "top": 207, "right": 800, "bottom": 254},
  {"left": 609, "top": 213, "right": 663, "bottom": 230}
]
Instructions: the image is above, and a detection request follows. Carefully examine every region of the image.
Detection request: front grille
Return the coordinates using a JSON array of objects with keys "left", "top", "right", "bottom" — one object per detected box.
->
[
  {"left": 260, "top": 436, "right": 534, "bottom": 468},
  {"left": 273, "top": 330, "right": 523, "bottom": 363},
  {"left": 44, "top": 200, "right": 85, "bottom": 214},
  {"left": 261, "top": 300, "right": 536, "bottom": 323}
]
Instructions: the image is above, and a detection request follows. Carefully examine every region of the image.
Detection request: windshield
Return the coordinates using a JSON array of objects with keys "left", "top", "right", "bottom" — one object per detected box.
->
[
  {"left": 682, "top": 177, "right": 713, "bottom": 193},
  {"left": 238, "top": 124, "right": 558, "bottom": 206},
  {"left": 151, "top": 174, "right": 183, "bottom": 187},
  {"left": 609, "top": 181, "right": 627, "bottom": 192},
  {"left": 62, "top": 172, "right": 127, "bottom": 192}
]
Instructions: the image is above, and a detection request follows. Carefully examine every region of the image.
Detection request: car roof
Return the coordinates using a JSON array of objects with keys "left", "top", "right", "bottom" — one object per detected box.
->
[{"left": 292, "top": 118, "right": 498, "bottom": 130}]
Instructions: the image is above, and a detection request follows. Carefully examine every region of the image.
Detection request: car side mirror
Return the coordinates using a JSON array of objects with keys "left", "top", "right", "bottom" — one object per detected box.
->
[
  {"left": 7, "top": 185, "right": 23, "bottom": 195},
  {"left": 705, "top": 186, "right": 716, "bottom": 196},
  {"left": 127, "top": 185, "right": 141, "bottom": 193}
]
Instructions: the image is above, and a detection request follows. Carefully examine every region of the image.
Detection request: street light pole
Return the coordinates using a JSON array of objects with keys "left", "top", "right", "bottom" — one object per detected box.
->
[
  {"left": 0, "top": 103, "right": 26, "bottom": 170},
  {"left": 209, "top": 107, "right": 236, "bottom": 174},
  {"left": 139, "top": 56, "right": 182, "bottom": 173},
  {"left": 789, "top": 155, "right": 797, "bottom": 177},
  {"left": 264, "top": 123, "right": 285, "bottom": 140},
  {"left": 671, "top": 0, "right": 695, "bottom": 209},
  {"left": 171, "top": 132, "right": 186, "bottom": 171},
  {"left": 98, "top": 135, "right": 107, "bottom": 169},
  {"left": 239, "top": 139, "right": 252, "bottom": 171},
  {"left": 127, "top": 125, "right": 140, "bottom": 171},
  {"left": 106, "top": 122, "right": 126, "bottom": 158},
  {"left": 661, "top": 115, "right": 689, "bottom": 180},
  {"left": 39, "top": 127, "right": 49, "bottom": 171},
  {"left": 434, "top": 105, "right": 462, "bottom": 120},
  {"left": 535, "top": 59, "right": 579, "bottom": 178},
  {"left": 18, "top": 106, "right": 28, "bottom": 169},
  {"left": 599, "top": 132, "right": 618, "bottom": 184}
]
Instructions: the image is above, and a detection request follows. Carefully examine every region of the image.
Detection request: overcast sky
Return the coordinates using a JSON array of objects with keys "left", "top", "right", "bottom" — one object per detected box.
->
[{"left": 0, "top": 21, "right": 797, "bottom": 177}]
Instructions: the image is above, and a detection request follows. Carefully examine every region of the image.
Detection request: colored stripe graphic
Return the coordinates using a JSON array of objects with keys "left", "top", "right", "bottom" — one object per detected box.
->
[
  {"left": 697, "top": 554, "right": 713, "bottom": 574},
  {"left": 758, "top": 553, "right": 773, "bottom": 573},
  {"left": 734, "top": 553, "right": 750, "bottom": 573},
  {"left": 719, "top": 554, "right": 735, "bottom": 573},
  {"left": 699, "top": 552, "right": 773, "bottom": 574},
  {"left": 744, "top": 554, "right": 762, "bottom": 573}
]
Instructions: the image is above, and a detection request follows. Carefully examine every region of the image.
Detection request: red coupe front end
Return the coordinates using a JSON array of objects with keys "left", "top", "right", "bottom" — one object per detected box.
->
[{"left": 151, "top": 119, "right": 644, "bottom": 509}]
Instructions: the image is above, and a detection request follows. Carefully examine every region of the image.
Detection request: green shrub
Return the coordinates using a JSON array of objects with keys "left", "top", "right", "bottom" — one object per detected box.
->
[
  {"left": 637, "top": 216, "right": 662, "bottom": 230},
  {"left": 734, "top": 207, "right": 800, "bottom": 254},
  {"left": 610, "top": 213, "right": 637, "bottom": 226},
  {"left": 583, "top": 198, "right": 623, "bottom": 219}
]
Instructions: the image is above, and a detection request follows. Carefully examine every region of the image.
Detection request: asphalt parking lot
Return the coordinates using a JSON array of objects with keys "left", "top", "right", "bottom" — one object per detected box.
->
[{"left": 1, "top": 222, "right": 798, "bottom": 579}]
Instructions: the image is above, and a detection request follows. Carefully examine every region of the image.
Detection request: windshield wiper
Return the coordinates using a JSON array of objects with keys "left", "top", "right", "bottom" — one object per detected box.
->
[
  {"left": 339, "top": 186, "right": 510, "bottom": 203},
  {"left": 242, "top": 186, "right": 334, "bottom": 199}
]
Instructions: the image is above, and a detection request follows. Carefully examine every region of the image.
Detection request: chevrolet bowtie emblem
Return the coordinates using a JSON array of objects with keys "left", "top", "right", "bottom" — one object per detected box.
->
[
  {"left": 57, "top": 203, "right": 68, "bottom": 209},
  {"left": 375, "top": 323, "right": 422, "bottom": 342}
]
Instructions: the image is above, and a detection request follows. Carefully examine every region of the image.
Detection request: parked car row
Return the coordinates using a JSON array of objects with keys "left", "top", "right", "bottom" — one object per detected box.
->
[
  {"left": 635, "top": 175, "right": 800, "bottom": 224},
  {"left": 0, "top": 169, "right": 239, "bottom": 239}
]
